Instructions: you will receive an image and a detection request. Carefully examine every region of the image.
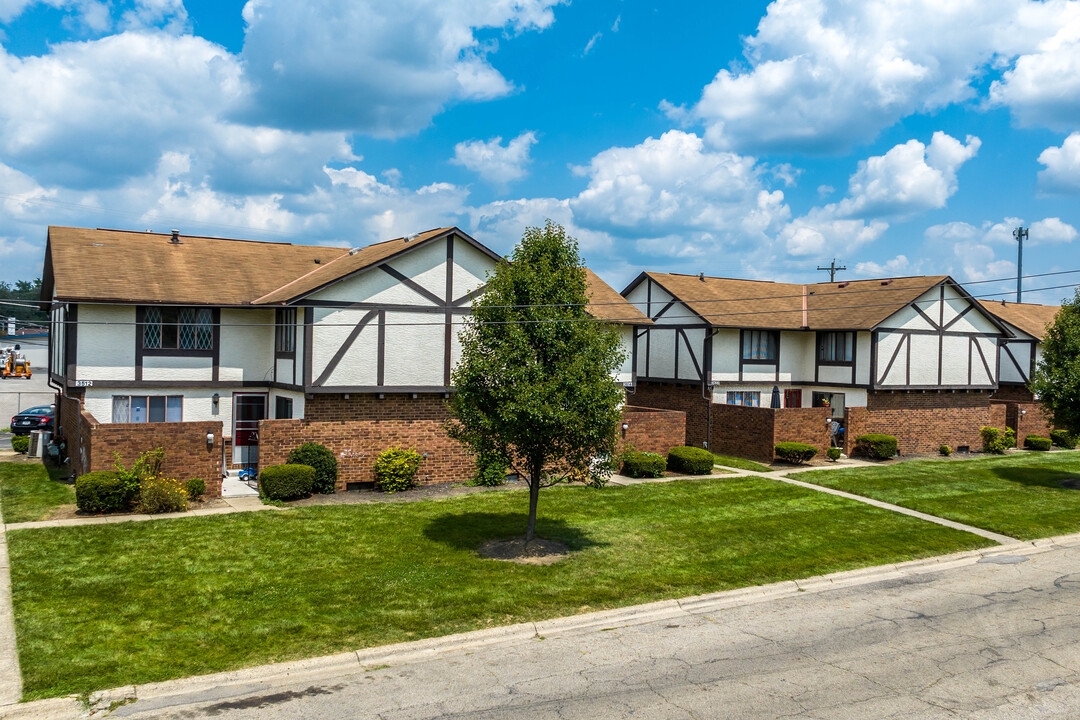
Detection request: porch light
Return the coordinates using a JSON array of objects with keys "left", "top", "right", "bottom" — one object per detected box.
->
[
  {"left": 622, "top": 423, "right": 629, "bottom": 431},
  {"left": 212, "top": 393, "right": 220, "bottom": 406},
  {"left": 206, "top": 432, "right": 214, "bottom": 446}
]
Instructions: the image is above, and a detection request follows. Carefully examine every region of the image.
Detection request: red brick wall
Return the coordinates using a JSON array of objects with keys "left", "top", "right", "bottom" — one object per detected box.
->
[
  {"left": 1017, "top": 402, "right": 1055, "bottom": 444},
  {"left": 619, "top": 406, "right": 686, "bottom": 455},
  {"left": 844, "top": 391, "right": 993, "bottom": 456},
  {"left": 86, "top": 420, "right": 224, "bottom": 497},
  {"left": 773, "top": 407, "right": 832, "bottom": 455},
  {"left": 707, "top": 404, "right": 831, "bottom": 463},
  {"left": 628, "top": 382, "right": 709, "bottom": 447},
  {"left": 304, "top": 393, "right": 451, "bottom": 421},
  {"left": 989, "top": 402, "right": 1008, "bottom": 432}
]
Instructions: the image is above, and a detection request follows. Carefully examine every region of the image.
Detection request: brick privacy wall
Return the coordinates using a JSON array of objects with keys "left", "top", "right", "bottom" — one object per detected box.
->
[
  {"left": 86, "top": 420, "right": 224, "bottom": 498},
  {"left": 707, "top": 404, "right": 775, "bottom": 462},
  {"left": 618, "top": 406, "right": 687, "bottom": 455},
  {"left": 1016, "top": 402, "right": 1055, "bottom": 444},
  {"left": 773, "top": 407, "right": 832, "bottom": 457},
  {"left": 844, "top": 391, "right": 994, "bottom": 456},
  {"left": 305, "top": 393, "right": 451, "bottom": 422},
  {"left": 989, "top": 402, "right": 1008, "bottom": 433},
  {"left": 628, "top": 383, "right": 709, "bottom": 447},
  {"left": 57, "top": 393, "right": 92, "bottom": 477}
]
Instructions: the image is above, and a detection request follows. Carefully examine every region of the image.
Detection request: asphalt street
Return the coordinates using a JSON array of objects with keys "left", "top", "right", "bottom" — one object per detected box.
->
[{"left": 81, "top": 541, "right": 1080, "bottom": 720}]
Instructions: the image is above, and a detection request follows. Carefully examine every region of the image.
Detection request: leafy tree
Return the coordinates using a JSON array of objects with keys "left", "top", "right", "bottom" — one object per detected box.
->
[
  {"left": 449, "top": 221, "right": 625, "bottom": 542},
  {"left": 1030, "top": 289, "right": 1080, "bottom": 436},
  {"left": 0, "top": 278, "right": 47, "bottom": 332}
]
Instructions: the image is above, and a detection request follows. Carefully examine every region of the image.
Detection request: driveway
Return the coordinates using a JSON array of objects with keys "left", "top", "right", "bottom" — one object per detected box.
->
[{"left": 18, "top": 539, "right": 1075, "bottom": 720}]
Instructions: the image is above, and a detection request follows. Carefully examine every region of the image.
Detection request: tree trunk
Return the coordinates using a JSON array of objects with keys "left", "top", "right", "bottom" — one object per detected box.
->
[{"left": 525, "top": 465, "right": 541, "bottom": 543}]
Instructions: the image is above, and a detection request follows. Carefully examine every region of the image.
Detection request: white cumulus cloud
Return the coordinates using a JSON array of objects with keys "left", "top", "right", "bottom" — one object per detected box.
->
[
  {"left": 451, "top": 131, "right": 537, "bottom": 188},
  {"left": 1038, "top": 133, "right": 1080, "bottom": 194}
]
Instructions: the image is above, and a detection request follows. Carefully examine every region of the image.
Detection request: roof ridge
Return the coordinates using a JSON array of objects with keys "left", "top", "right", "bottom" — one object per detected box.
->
[{"left": 251, "top": 250, "right": 355, "bottom": 304}]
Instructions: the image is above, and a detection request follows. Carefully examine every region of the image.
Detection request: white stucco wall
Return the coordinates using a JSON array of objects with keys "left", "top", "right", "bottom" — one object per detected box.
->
[
  {"left": 311, "top": 308, "right": 379, "bottom": 386},
  {"left": 383, "top": 310, "right": 445, "bottom": 386},
  {"left": 142, "top": 355, "right": 213, "bottom": 381},
  {"left": 218, "top": 309, "right": 274, "bottom": 383},
  {"left": 710, "top": 329, "right": 740, "bottom": 380},
  {"left": 779, "top": 331, "right": 814, "bottom": 383},
  {"left": 855, "top": 332, "right": 872, "bottom": 384}
]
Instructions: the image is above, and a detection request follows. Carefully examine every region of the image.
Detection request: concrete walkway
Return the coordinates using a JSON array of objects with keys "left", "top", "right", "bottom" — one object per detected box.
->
[
  {"left": 3, "top": 496, "right": 275, "bottom": 533},
  {"left": 7, "top": 532, "right": 1080, "bottom": 719},
  {"left": 0, "top": 479, "right": 21, "bottom": 706}
]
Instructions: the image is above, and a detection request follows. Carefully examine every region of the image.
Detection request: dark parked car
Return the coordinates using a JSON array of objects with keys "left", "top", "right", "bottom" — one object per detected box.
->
[{"left": 10, "top": 405, "right": 54, "bottom": 435}]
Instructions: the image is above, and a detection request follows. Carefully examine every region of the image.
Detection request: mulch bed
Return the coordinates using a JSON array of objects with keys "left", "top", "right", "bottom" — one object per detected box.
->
[{"left": 477, "top": 537, "right": 571, "bottom": 565}]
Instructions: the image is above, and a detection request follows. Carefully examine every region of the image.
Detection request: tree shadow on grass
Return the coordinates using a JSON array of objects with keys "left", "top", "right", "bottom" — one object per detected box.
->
[
  {"left": 423, "top": 512, "right": 606, "bottom": 553},
  {"left": 991, "top": 467, "right": 1080, "bottom": 491}
]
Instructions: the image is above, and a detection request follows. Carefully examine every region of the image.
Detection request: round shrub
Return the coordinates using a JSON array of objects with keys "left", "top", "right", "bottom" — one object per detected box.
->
[
  {"left": 826, "top": 447, "right": 842, "bottom": 461},
  {"left": 775, "top": 442, "right": 818, "bottom": 464},
  {"left": 10, "top": 435, "right": 29, "bottom": 453},
  {"left": 854, "top": 434, "right": 898, "bottom": 459},
  {"left": 374, "top": 447, "right": 423, "bottom": 493},
  {"left": 185, "top": 477, "right": 206, "bottom": 500},
  {"left": 137, "top": 476, "right": 189, "bottom": 514},
  {"left": 470, "top": 451, "right": 508, "bottom": 487},
  {"left": 981, "top": 426, "right": 1015, "bottom": 454},
  {"left": 259, "top": 464, "right": 315, "bottom": 501},
  {"left": 939, "top": 444, "right": 953, "bottom": 456},
  {"left": 287, "top": 442, "right": 338, "bottom": 494},
  {"left": 1024, "top": 435, "right": 1052, "bottom": 451},
  {"left": 75, "top": 470, "right": 137, "bottom": 513},
  {"left": 621, "top": 451, "right": 667, "bottom": 478},
  {"left": 1050, "top": 429, "right": 1076, "bottom": 450},
  {"left": 666, "top": 446, "right": 714, "bottom": 475}
]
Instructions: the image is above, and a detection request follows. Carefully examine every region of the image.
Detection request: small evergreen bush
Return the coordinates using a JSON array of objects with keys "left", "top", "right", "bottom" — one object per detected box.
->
[
  {"left": 10, "top": 435, "right": 29, "bottom": 453},
  {"left": 185, "top": 477, "right": 206, "bottom": 500},
  {"left": 75, "top": 471, "right": 137, "bottom": 513},
  {"left": 374, "top": 447, "right": 423, "bottom": 493},
  {"left": 981, "top": 426, "right": 1015, "bottom": 454},
  {"left": 259, "top": 464, "right": 315, "bottom": 501},
  {"left": 666, "top": 446, "right": 714, "bottom": 475},
  {"left": 1024, "top": 435, "right": 1052, "bottom": 451},
  {"left": 137, "top": 476, "right": 189, "bottom": 513},
  {"left": 468, "top": 449, "right": 509, "bottom": 486},
  {"left": 826, "top": 447, "right": 842, "bottom": 461},
  {"left": 775, "top": 442, "right": 818, "bottom": 464},
  {"left": 939, "top": 445, "right": 952, "bottom": 456},
  {"left": 621, "top": 451, "right": 667, "bottom": 478},
  {"left": 287, "top": 442, "right": 338, "bottom": 494},
  {"left": 854, "top": 434, "right": 898, "bottom": 459},
  {"left": 1050, "top": 429, "right": 1076, "bottom": 449}
]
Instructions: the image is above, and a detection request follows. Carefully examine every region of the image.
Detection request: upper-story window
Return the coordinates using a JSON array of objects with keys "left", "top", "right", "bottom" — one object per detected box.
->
[
  {"left": 275, "top": 308, "right": 296, "bottom": 354},
  {"left": 143, "top": 307, "right": 213, "bottom": 350},
  {"left": 818, "top": 331, "right": 854, "bottom": 364},
  {"left": 742, "top": 330, "right": 778, "bottom": 362}
]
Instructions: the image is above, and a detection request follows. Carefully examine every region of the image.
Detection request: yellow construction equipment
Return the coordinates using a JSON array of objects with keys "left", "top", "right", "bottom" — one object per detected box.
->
[{"left": 1, "top": 346, "right": 31, "bottom": 379}]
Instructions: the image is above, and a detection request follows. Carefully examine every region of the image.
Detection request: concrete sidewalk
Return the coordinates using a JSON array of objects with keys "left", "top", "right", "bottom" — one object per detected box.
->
[
  {"left": 3, "top": 496, "right": 277, "bottom": 532},
  {"left": 5, "top": 531, "right": 1079, "bottom": 719},
  {"left": 0, "top": 480, "right": 21, "bottom": 706}
]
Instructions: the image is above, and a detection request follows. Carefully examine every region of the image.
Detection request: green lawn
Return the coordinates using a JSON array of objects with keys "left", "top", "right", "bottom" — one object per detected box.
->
[
  {"left": 712, "top": 455, "right": 773, "bottom": 473},
  {"left": 9, "top": 476, "right": 992, "bottom": 700},
  {"left": 0, "top": 461, "right": 75, "bottom": 524},
  {"left": 793, "top": 451, "right": 1080, "bottom": 540}
]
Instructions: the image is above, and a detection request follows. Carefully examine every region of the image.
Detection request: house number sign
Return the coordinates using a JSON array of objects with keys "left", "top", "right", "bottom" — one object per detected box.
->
[{"left": 74, "top": 380, "right": 93, "bottom": 387}]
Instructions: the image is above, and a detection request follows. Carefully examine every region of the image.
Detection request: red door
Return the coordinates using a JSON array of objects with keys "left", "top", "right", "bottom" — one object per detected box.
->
[{"left": 784, "top": 390, "right": 802, "bottom": 408}]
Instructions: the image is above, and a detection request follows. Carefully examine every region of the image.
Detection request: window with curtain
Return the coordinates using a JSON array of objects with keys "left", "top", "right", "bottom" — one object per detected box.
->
[
  {"left": 818, "top": 332, "right": 854, "bottom": 363},
  {"left": 143, "top": 307, "right": 213, "bottom": 350},
  {"left": 741, "top": 330, "right": 778, "bottom": 361},
  {"left": 112, "top": 395, "right": 182, "bottom": 423},
  {"left": 275, "top": 308, "right": 296, "bottom": 353},
  {"left": 726, "top": 391, "right": 761, "bottom": 407}
]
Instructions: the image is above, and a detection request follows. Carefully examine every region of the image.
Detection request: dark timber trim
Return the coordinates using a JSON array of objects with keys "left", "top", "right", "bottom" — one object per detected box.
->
[
  {"left": 379, "top": 265, "right": 445, "bottom": 306},
  {"left": 311, "top": 309, "right": 379, "bottom": 387}
]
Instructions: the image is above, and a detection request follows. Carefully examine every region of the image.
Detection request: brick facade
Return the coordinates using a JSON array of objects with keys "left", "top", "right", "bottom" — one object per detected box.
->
[
  {"left": 627, "top": 382, "right": 709, "bottom": 447},
  {"left": 707, "top": 404, "right": 831, "bottom": 463},
  {"left": 843, "top": 391, "right": 994, "bottom": 456},
  {"left": 618, "top": 406, "right": 687, "bottom": 455},
  {"left": 56, "top": 391, "right": 223, "bottom": 497},
  {"left": 989, "top": 386, "right": 1057, "bottom": 447}
]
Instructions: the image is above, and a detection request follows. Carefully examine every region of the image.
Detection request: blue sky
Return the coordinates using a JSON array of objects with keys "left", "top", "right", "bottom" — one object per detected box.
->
[{"left": 1, "top": 0, "right": 1079, "bottom": 305}]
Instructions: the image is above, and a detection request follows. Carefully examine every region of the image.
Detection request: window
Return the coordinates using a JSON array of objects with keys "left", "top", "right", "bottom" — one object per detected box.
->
[
  {"left": 112, "top": 395, "right": 182, "bottom": 423},
  {"left": 275, "top": 396, "right": 293, "bottom": 419},
  {"left": 812, "top": 391, "right": 845, "bottom": 419},
  {"left": 143, "top": 307, "right": 213, "bottom": 350},
  {"left": 726, "top": 391, "right": 761, "bottom": 407},
  {"left": 275, "top": 308, "right": 296, "bottom": 354},
  {"left": 741, "top": 330, "right": 778, "bottom": 362},
  {"left": 818, "top": 332, "right": 854, "bottom": 364}
]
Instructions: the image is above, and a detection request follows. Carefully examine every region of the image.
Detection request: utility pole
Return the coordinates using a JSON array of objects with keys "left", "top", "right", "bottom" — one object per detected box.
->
[
  {"left": 1013, "top": 226, "right": 1028, "bottom": 302},
  {"left": 817, "top": 258, "right": 847, "bottom": 283}
]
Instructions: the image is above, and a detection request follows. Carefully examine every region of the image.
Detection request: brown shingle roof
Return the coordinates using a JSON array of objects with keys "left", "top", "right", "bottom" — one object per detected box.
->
[
  {"left": 45, "top": 226, "right": 348, "bottom": 305},
  {"left": 640, "top": 273, "right": 961, "bottom": 330},
  {"left": 978, "top": 300, "right": 1060, "bottom": 340},
  {"left": 584, "top": 269, "right": 651, "bottom": 325}
]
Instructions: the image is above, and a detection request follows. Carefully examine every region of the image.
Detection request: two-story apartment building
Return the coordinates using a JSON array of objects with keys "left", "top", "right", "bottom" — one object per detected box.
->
[
  {"left": 621, "top": 272, "right": 1014, "bottom": 460},
  {"left": 43, "top": 226, "right": 654, "bottom": 494}
]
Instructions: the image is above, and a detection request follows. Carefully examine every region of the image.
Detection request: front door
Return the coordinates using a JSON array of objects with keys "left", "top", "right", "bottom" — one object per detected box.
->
[
  {"left": 232, "top": 393, "right": 267, "bottom": 466},
  {"left": 784, "top": 389, "right": 802, "bottom": 408}
]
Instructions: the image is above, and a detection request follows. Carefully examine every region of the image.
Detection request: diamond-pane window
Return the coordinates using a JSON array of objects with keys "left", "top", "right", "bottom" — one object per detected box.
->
[
  {"left": 144, "top": 307, "right": 162, "bottom": 348},
  {"left": 196, "top": 309, "right": 213, "bottom": 349},
  {"left": 178, "top": 308, "right": 197, "bottom": 349}
]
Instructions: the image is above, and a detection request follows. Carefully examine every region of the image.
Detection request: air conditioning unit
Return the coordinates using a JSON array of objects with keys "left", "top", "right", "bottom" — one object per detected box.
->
[{"left": 28, "top": 431, "right": 44, "bottom": 458}]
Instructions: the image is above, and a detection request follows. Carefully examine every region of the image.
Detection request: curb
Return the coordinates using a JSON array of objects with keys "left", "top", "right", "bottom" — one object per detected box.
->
[{"left": 5, "top": 530, "right": 1080, "bottom": 719}]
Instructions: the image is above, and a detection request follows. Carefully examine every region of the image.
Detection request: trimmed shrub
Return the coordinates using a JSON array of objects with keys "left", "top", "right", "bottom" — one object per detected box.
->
[
  {"left": 374, "top": 447, "right": 423, "bottom": 493},
  {"left": 259, "top": 464, "right": 315, "bottom": 501},
  {"left": 185, "top": 477, "right": 206, "bottom": 500},
  {"left": 981, "top": 426, "right": 1015, "bottom": 454},
  {"left": 287, "top": 442, "right": 338, "bottom": 494},
  {"left": 137, "top": 476, "right": 189, "bottom": 514},
  {"left": 75, "top": 471, "right": 137, "bottom": 513},
  {"left": 1024, "top": 435, "right": 1052, "bottom": 451},
  {"left": 1050, "top": 429, "right": 1077, "bottom": 450},
  {"left": 854, "top": 434, "right": 898, "bottom": 460},
  {"left": 939, "top": 445, "right": 953, "bottom": 456},
  {"left": 10, "top": 435, "right": 29, "bottom": 453},
  {"left": 667, "top": 446, "right": 715, "bottom": 475},
  {"left": 826, "top": 447, "right": 842, "bottom": 461},
  {"left": 621, "top": 451, "right": 667, "bottom": 478},
  {"left": 469, "top": 451, "right": 508, "bottom": 487},
  {"left": 775, "top": 442, "right": 818, "bottom": 464}
]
